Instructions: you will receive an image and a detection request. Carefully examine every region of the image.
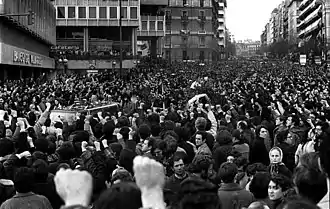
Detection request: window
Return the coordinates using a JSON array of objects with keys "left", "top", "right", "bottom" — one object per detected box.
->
[
  {"left": 142, "top": 21, "right": 148, "bottom": 30},
  {"left": 183, "top": 0, "right": 187, "bottom": 6},
  {"left": 165, "top": 10, "right": 171, "bottom": 17},
  {"left": 182, "top": 37, "right": 188, "bottom": 42},
  {"left": 57, "top": 7, "right": 65, "bottom": 18},
  {"left": 121, "top": 7, "right": 127, "bottom": 18},
  {"left": 200, "top": 51, "right": 205, "bottom": 60},
  {"left": 200, "top": 23, "right": 204, "bottom": 30},
  {"left": 165, "top": 36, "right": 171, "bottom": 46},
  {"left": 199, "top": 10, "right": 205, "bottom": 17},
  {"left": 157, "top": 21, "right": 163, "bottom": 30},
  {"left": 182, "top": 50, "right": 187, "bottom": 60},
  {"left": 78, "top": 7, "right": 86, "bottom": 18},
  {"left": 89, "top": 7, "right": 96, "bottom": 18},
  {"left": 200, "top": 0, "right": 204, "bottom": 7},
  {"left": 68, "top": 7, "right": 76, "bottom": 18},
  {"left": 166, "top": 24, "right": 171, "bottom": 31},
  {"left": 200, "top": 37, "right": 205, "bottom": 45},
  {"left": 166, "top": 50, "right": 171, "bottom": 60},
  {"left": 182, "top": 22, "right": 187, "bottom": 30},
  {"left": 130, "top": 7, "right": 137, "bottom": 19},
  {"left": 99, "top": 7, "right": 107, "bottom": 18},
  {"left": 182, "top": 11, "right": 188, "bottom": 17},
  {"left": 150, "top": 21, "right": 156, "bottom": 30},
  {"left": 110, "top": 7, "right": 117, "bottom": 18}
]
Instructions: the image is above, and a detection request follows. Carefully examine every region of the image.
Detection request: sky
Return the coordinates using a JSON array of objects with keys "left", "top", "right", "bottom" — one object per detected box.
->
[{"left": 226, "top": 0, "right": 284, "bottom": 41}]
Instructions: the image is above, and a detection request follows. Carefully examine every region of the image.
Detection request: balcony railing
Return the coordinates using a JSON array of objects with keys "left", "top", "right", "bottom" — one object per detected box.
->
[
  {"left": 140, "top": 0, "right": 167, "bottom": 6},
  {"left": 198, "top": 16, "right": 206, "bottom": 22},
  {"left": 138, "top": 15, "right": 165, "bottom": 37},
  {"left": 181, "top": 16, "right": 189, "bottom": 22}
]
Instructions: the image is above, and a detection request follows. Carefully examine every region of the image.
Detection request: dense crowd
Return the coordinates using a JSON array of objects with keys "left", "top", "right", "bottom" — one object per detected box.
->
[{"left": 0, "top": 59, "right": 329, "bottom": 209}]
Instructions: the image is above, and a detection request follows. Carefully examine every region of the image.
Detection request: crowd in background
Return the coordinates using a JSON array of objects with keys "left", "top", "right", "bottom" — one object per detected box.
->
[{"left": 0, "top": 59, "right": 328, "bottom": 209}]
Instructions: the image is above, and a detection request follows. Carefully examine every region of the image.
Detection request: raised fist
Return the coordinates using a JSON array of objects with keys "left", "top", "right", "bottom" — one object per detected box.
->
[
  {"left": 81, "top": 141, "right": 88, "bottom": 152},
  {"left": 54, "top": 168, "right": 93, "bottom": 207},
  {"left": 94, "top": 141, "right": 101, "bottom": 151},
  {"left": 133, "top": 156, "right": 165, "bottom": 191},
  {"left": 46, "top": 102, "right": 51, "bottom": 110}
]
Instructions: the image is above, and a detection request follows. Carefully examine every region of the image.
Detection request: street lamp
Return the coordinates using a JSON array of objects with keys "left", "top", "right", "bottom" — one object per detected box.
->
[
  {"left": 58, "top": 57, "right": 68, "bottom": 74},
  {"left": 316, "top": 0, "right": 327, "bottom": 64}
]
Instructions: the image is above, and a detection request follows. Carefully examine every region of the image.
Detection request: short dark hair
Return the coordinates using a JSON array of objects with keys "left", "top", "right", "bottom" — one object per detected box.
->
[
  {"left": 169, "top": 152, "right": 186, "bottom": 167},
  {"left": 218, "top": 162, "right": 238, "bottom": 183},
  {"left": 249, "top": 172, "right": 271, "bottom": 199},
  {"left": 179, "top": 177, "right": 221, "bottom": 209},
  {"left": 32, "top": 159, "right": 49, "bottom": 183},
  {"left": 94, "top": 182, "right": 142, "bottom": 209},
  {"left": 14, "top": 167, "right": 35, "bottom": 193},
  {"left": 293, "top": 166, "right": 327, "bottom": 204},
  {"left": 282, "top": 199, "right": 319, "bottom": 209},
  {"left": 270, "top": 174, "right": 292, "bottom": 192}
]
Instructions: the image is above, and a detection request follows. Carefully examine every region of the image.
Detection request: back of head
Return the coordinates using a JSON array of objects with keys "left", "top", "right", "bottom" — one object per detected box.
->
[
  {"left": 195, "top": 117, "right": 207, "bottom": 131},
  {"left": 14, "top": 167, "right": 35, "bottom": 193},
  {"left": 94, "top": 182, "right": 142, "bottom": 209},
  {"left": 179, "top": 177, "right": 221, "bottom": 209},
  {"left": 138, "top": 124, "right": 151, "bottom": 140},
  {"left": 293, "top": 166, "right": 327, "bottom": 204},
  {"left": 318, "top": 136, "right": 330, "bottom": 176},
  {"left": 249, "top": 172, "right": 271, "bottom": 199},
  {"left": 248, "top": 201, "right": 270, "bottom": 209},
  {"left": 218, "top": 162, "right": 238, "bottom": 183},
  {"left": 282, "top": 199, "right": 320, "bottom": 209},
  {"left": 32, "top": 159, "right": 49, "bottom": 183}
]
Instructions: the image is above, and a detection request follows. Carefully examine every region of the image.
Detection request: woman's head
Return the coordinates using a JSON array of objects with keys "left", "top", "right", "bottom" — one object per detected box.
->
[
  {"left": 269, "top": 147, "right": 283, "bottom": 164},
  {"left": 256, "top": 125, "right": 269, "bottom": 139},
  {"left": 268, "top": 174, "right": 292, "bottom": 201}
]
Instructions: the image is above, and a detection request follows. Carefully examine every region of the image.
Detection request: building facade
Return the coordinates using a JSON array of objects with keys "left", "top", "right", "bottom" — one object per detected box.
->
[
  {"left": 52, "top": 0, "right": 145, "bottom": 71},
  {"left": 297, "top": 0, "right": 322, "bottom": 44},
  {"left": 235, "top": 40, "right": 260, "bottom": 57},
  {"left": 137, "top": 0, "right": 167, "bottom": 57},
  {"left": 0, "top": 0, "right": 56, "bottom": 80},
  {"left": 288, "top": 0, "right": 302, "bottom": 44},
  {"left": 213, "top": 0, "right": 226, "bottom": 59},
  {"left": 163, "top": 0, "right": 215, "bottom": 62}
]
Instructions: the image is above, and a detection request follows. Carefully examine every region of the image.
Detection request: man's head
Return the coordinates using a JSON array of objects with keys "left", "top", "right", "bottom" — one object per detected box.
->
[
  {"left": 14, "top": 167, "right": 35, "bottom": 193},
  {"left": 218, "top": 162, "right": 238, "bottom": 184},
  {"left": 293, "top": 166, "right": 327, "bottom": 204},
  {"left": 195, "top": 117, "right": 207, "bottom": 131},
  {"left": 171, "top": 153, "right": 186, "bottom": 177}
]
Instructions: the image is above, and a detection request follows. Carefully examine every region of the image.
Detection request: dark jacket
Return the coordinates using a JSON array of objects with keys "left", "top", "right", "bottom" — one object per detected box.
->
[{"left": 218, "top": 183, "right": 254, "bottom": 209}]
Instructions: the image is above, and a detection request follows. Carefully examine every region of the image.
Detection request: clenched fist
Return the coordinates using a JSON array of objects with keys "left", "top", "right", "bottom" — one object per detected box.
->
[
  {"left": 133, "top": 156, "right": 165, "bottom": 191},
  {"left": 54, "top": 168, "right": 93, "bottom": 207},
  {"left": 133, "top": 156, "right": 166, "bottom": 209}
]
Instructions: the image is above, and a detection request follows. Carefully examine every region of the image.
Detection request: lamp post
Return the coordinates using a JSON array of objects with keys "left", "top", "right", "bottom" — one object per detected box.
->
[
  {"left": 58, "top": 58, "right": 68, "bottom": 74},
  {"left": 316, "top": 0, "right": 328, "bottom": 64},
  {"left": 119, "top": 0, "right": 123, "bottom": 78}
]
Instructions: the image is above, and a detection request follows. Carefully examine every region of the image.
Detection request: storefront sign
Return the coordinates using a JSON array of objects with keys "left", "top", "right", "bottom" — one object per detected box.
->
[{"left": 13, "top": 50, "right": 42, "bottom": 66}]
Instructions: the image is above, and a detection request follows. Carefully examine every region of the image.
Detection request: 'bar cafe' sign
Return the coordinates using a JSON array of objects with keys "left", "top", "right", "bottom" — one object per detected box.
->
[{"left": 13, "top": 51, "right": 43, "bottom": 66}]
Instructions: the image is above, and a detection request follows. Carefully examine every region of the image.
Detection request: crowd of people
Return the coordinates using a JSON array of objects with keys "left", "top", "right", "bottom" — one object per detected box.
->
[{"left": 0, "top": 59, "right": 328, "bottom": 209}]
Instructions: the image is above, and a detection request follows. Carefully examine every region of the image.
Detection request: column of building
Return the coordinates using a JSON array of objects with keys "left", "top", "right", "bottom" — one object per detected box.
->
[
  {"left": 131, "top": 28, "right": 137, "bottom": 56},
  {"left": 83, "top": 27, "right": 89, "bottom": 52}
]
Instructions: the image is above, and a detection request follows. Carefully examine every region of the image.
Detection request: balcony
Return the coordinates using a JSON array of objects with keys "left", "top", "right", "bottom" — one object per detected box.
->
[
  {"left": 181, "top": 16, "right": 189, "bottom": 23},
  {"left": 198, "top": 16, "right": 206, "bottom": 22},
  {"left": 180, "top": 30, "right": 190, "bottom": 36},
  {"left": 217, "top": 17, "right": 224, "bottom": 23},
  {"left": 138, "top": 16, "right": 165, "bottom": 37},
  {"left": 218, "top": 10, "right": 225, "bottom": 15},
  {"left": 165, "top": 15, "right": 171, "bottom": 24},
  {"left": 140, "top": 0, "right": 167, "bottom": 6},
  {"left": 53, "top": 0, "right": 139, "bottom": 6}
]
